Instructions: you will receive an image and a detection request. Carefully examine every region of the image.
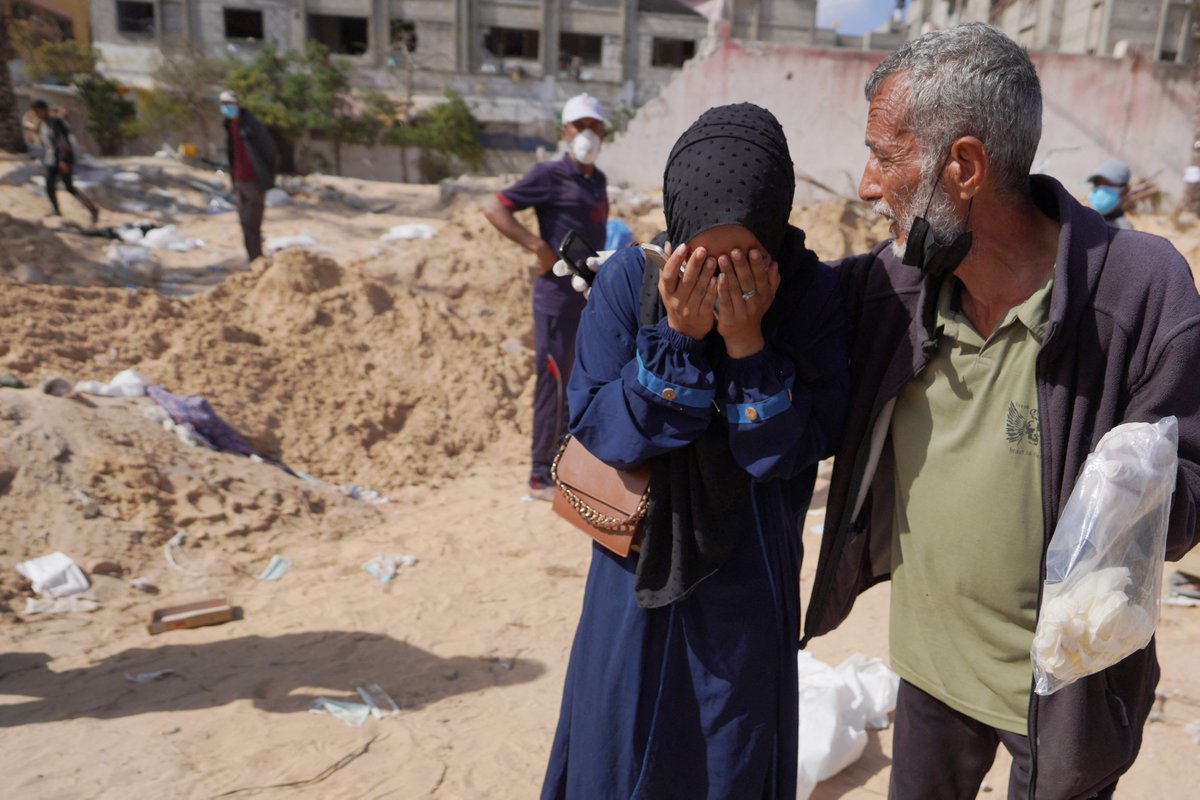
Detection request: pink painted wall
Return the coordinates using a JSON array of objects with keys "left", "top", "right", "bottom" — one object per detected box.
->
[{"left": 601, "top": 39, "right": 1197, "bottom": 205}]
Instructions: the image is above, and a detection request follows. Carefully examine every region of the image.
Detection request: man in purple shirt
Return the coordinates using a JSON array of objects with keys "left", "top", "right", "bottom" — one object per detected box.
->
[{"left": 483, "top": 93, "right": 610, "bottom": 498}]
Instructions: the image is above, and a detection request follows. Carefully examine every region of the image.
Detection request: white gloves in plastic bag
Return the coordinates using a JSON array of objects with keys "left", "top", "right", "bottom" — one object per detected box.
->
[{"left": 1031, "top": 417, "right": 1178, "bottom": 695}]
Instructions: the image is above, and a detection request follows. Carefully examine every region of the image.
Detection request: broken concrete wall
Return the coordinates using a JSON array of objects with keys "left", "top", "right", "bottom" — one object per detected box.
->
[{"left": 600, "top": 37, "right": 1198, "bottom": 204}]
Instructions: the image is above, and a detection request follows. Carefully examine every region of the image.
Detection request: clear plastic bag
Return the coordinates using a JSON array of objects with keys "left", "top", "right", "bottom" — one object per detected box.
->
[{"left": 1031, "top": 417, "right": 1178, "bottom": 696}]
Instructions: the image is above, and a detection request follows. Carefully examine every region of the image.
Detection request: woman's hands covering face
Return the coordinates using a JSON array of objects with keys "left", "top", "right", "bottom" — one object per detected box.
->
[{"left": 657, "top": 242, "right": 778, "bottom": 358}]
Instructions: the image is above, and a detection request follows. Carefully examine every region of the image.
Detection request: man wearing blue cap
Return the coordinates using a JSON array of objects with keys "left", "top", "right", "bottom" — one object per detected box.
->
[{"left": 1087, "top": 158, "right": 1134, "bottom": 230}]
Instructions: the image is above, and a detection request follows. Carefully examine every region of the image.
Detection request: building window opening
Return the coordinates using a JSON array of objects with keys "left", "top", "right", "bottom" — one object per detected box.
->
[
  {"left": 390, "top": 20, "right": 417, "bottom": 53},
  {"left": 116, "top": 1, "right": 156, "bottom": 35},
  {"left": 224, "top": 8, "right": 264, "bottom": 41},
  {"left": 308, "top": 14, "right": 369, "bottom": 56},
  {"left": 651, "top": 37, "right": 695, "bottom": 68},
  {"left": 560, "top": 32, "right": 602, "bottom": 66},
  {"left": 483, "top": 27, "right": 540, "bottom": 60}
]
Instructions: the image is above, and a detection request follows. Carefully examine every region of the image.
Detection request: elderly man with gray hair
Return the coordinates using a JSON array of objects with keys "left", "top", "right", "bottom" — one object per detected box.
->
[{"left": 803, "top": 22, "right": 1200, "bottom": 799}]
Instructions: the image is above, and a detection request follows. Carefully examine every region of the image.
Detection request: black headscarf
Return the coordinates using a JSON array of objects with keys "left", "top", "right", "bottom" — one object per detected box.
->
[
  {"left": 634, "top": 103, "right": 818, "bottom": 609},
  {"left": 663, "top": 103, "right": 796, "bottom": 256}
]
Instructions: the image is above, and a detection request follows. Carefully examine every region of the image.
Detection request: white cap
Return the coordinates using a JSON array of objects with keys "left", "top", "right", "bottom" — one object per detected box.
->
[
  {"left": 561, "top": 93, "right": 605, "bottom": 125},
  {"left": 219, "top": 90, "right": 238, "bottom": 104}
]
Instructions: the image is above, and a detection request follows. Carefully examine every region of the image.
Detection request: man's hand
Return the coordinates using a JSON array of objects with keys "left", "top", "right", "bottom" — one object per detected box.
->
[
  {"left": 58, "top": 161, "right": 69, "bottom": 174},
  {"left": 715, "top": 248, "right": 779, "bottom": 358},
  {"left": 659, "top": 243, "right": 717, "bottom": 340},
  {"left": 534, "top": 240, "right": 558, "bottom": 275}
]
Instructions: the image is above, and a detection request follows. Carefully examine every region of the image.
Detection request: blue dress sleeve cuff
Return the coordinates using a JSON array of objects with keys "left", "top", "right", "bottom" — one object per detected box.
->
[{"left": 629, "top": 319, "right": 715, "bottom": 410}]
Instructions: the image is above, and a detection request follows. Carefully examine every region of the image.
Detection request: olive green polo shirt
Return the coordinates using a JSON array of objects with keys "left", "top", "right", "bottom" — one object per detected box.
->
[{"left": 890, "top": 271, "right": 1053, "bottom": 734}]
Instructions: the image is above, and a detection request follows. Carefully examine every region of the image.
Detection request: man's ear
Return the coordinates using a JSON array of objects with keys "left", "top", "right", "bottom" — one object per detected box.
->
[{"left": 948, "top": 136, "right": 987, "bottom": 200}]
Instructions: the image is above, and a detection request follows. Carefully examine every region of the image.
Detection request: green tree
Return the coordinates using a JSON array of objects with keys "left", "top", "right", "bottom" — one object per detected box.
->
[
  {"left": 225, "top": 43, "right": 296, "bottom": 135},
  {"left": 145, "top": 46, "right": 229, "bottom": 151},
  {"left": 393, "top": 90, "right": 483, "bottom": 182},
  {"left": 10, "top": 18, "right": 98, "bottom": 85},
  {"left": 0, "top": 11, "right": 26, "bottom": 153},
  {"left": 76, "top": 75, "right": 136, "bottom": 155}
]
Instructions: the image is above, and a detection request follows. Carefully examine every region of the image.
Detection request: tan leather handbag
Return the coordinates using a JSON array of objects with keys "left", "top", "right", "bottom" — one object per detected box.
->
[{"left": 551, "top": 435, "right": 651, "bottom": 557}]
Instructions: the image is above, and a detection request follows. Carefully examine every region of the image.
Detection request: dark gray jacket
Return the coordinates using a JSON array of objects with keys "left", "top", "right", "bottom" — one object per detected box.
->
[
  {"left": 804, "top": 175, "right": 1200, "bottom": 798},
  {"left": 223, "top": 108, "right": 277, "bottom": 192}
]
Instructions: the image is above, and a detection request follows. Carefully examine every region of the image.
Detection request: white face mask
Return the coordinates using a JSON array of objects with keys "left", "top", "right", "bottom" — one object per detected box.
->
[{"left": 570, "top": 129, "right": 601, "bottom": 165}]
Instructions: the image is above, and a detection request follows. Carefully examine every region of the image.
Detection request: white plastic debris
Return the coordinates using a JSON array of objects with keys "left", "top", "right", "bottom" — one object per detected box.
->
[
  {"left": 16, "top": 552, "right": 90, "bottom": 598},
  {"left": 265, "top": 232, "right": 319, "bottom": 253},
  {"left": 264, "top": 188, "right": 290, "bottom": 207},
  {"left": 112, "top": 171, "right": 142, "bottom": 184},
  {"left": 207, "top": 196, "right": 235, "bottom": 214},
  {"left": 125, "top": 669, "right": 177, "bottom": 683},
  {"left": 796, "top": 652, "right": 900, "bottom": 800},
  {"left": 142, "top": 225, "right": 204, "bottom": 252},
  {"left": 310, "top": 697, "right": 371, "bottom": 727},
  {"left": 144, "top": 404, "right": 203, "bottom": 447},
  {"left": 353, "top": 680, "right": 401, "bottom": 719},
  {"left": 380, "top": 223, "right": 437, "bottom": 242},
  {"left": 1185, "top": 720, "right": 1200, "bottom": 745},
  {"left": 25, "top": 595, "right": 101, "bottom": 614},
  {"left": 105, "top": 243, "right": 156, "bottom": 266},
  {"left": 363, "top": 554, "right": 417, "bottom": 583},
  {"left": 75, "top": 368, "right": 149, "bottom": 398}
]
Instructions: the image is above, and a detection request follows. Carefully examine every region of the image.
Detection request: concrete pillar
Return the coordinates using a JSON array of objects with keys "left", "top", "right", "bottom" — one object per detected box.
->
[
  {"left": 541, "top": 0, "right": 561, "bottom": 79},
  {"left": 1097, "top": 0, "right": 1117, "bottom": 57},
  {"left": 293, "top": 0, "right": 309, "bottom": 52},
  {"left": 618, "top": 0, "right": 638, "bottom": 81},
  {"left": 454, "top": 0, "right": 475, "bottom": 73},
  {"left": 371, "top": 0, "right": 388, "bottom": 66}
]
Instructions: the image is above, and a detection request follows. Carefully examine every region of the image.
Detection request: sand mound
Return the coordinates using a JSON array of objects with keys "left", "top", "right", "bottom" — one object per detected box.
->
[
  {"left": 0, "top": 217, "right": 537, "bottom": 493},
  {"left": 0, "top": 212, "right": 107, "bottom": 285},
  {"left": 0, "top": 390, "right": 380, "bottom": 618}
]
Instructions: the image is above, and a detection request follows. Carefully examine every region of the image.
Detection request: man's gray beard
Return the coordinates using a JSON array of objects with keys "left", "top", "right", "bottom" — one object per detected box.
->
[{"left": 876, "top": 174, "right": 968, "bottom": 260}]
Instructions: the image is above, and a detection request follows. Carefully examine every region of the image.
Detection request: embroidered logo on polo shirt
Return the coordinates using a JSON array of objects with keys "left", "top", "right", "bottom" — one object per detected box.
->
[{"left": 1006, "top": 401, "right": 1040, "bottom": 455}]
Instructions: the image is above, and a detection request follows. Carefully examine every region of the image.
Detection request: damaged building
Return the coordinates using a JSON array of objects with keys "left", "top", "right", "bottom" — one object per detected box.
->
[
  {"left": 88, "top": 2, "right": 842, "bottom": 142},
  {"left": 905, "top": 0, "right": 1197, "bottom": 63}
]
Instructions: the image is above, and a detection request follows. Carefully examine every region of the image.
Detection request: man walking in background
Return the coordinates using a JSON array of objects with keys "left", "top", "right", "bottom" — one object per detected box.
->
[
  {"left": 482, "top": 93, "right": 609, "bottom": 499},
  {"left": 220, "top": 90, "right": 277, "bottom": 262},
  {"left": 31, "top": 99, "right": 99, "bottom": 224}
]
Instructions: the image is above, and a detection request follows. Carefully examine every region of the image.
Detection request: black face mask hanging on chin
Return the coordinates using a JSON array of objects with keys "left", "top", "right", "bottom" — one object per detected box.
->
[{"left": 900, "top": 154, "right": 974, "bottom": 280}]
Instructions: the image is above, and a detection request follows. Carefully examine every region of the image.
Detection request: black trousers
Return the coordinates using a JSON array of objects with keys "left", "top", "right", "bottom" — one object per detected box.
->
[
  {"left": 45, "top": 163, "right": 93, "bottom": 215},
  {"left": 889, "top": 680, "right": 1118, "bottom": 800}
]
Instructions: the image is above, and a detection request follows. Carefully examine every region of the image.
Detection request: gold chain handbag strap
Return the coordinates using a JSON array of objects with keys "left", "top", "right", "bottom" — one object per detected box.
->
[{"left": 551, "top": 438, "right": 650, "bottom": 533}]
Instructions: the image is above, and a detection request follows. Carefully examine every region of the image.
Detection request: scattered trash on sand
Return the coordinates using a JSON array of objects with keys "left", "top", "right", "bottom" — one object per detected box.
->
[
  {"left": 148, "top": 597, "right": 236, "bottom": 635},
  {"left": 125, "top": 669, "right": 178, "bottom": 683},
  {"left": 340, "top": 485, "right": 388, "bottom": 505},
  {"left": 265, "top": 188, "right": 290, "bottom": 207},
  {"left": 25, "top": 596, "right": 102, "bottom": 615},
  {"left": 1186, "top": 720, "right": 1200, "bottom": 745},
  {"left": 353, "top": 680, "right": 401, "bottom": 719},
  {"left": 380, "top": 223, "right": 437, "bottom": 242},
  {"left": 362, "top": 554, "right": 417, "bottom": 583},
  {"left": 16, "top": 552, "right": 90, "bottom": 598},
  {"left": 257, "top": 554, "right": 292, "bottom": 582},
  {"left": 265, "top": 233, "right": 320, "bottom": 253},
  {"left": 164, "top": 532, "right": 204, "bottom": 576},
  {"left": 310, "top": 681, "right": 401, "bottom": 726},
  {"left": 309, "top": 697, "right": 372, "bottom": 727},
  {"left": 74, "top": 368, "right": 149, "bottom": 398}
]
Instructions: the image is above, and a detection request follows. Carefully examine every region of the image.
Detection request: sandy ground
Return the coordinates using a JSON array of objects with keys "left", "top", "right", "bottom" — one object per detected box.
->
[{"left": 1, "top": 153, "right": 1198, "bottom": 798}]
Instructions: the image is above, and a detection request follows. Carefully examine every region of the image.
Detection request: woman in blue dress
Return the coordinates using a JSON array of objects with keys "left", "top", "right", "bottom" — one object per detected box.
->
[{"left": 541, "top": 104, "right": 849, "bottom": 799}]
